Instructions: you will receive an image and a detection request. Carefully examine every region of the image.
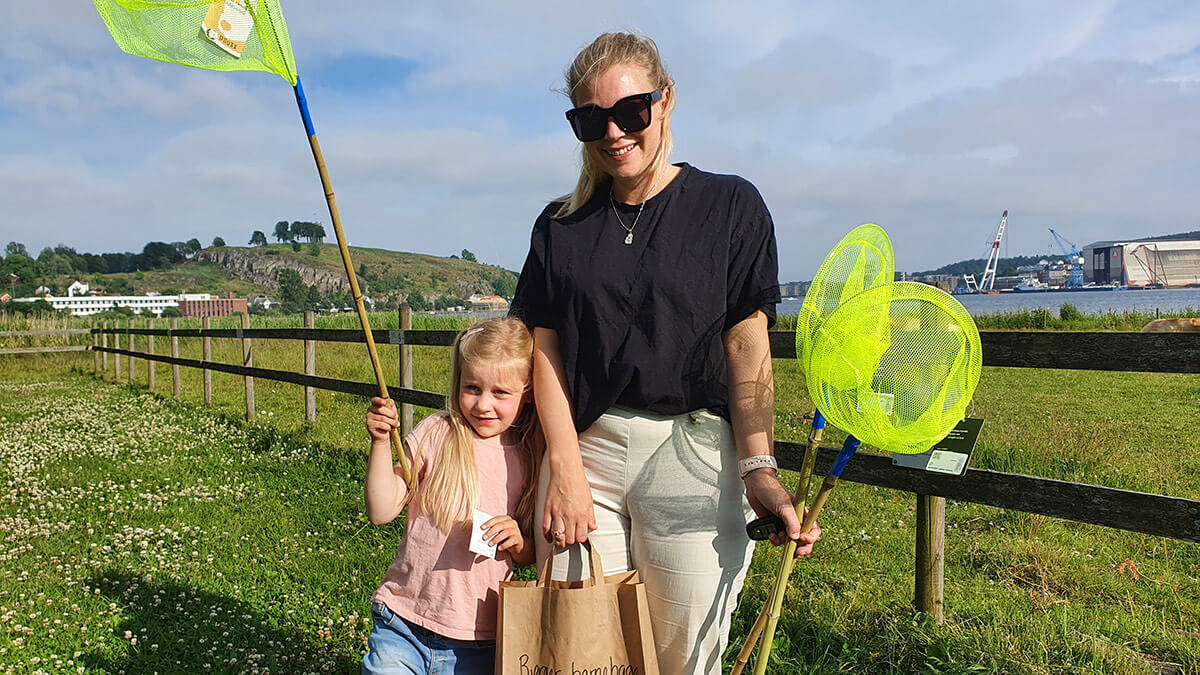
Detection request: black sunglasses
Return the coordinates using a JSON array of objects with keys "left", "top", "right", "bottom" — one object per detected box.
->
[{"left": 565, "top": 90, "right": 662, "bottom": 142}]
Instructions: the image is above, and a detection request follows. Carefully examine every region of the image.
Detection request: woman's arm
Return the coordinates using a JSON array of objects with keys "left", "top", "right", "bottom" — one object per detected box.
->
[
  {"left": 532, "top": 327, "right": 596, "bottom": 545},
  {"left": 364, "top": 397, "right": 410, "bottom": 525},
  {"left": 724, "top": 311, "right": 820, "bottom": 555}
]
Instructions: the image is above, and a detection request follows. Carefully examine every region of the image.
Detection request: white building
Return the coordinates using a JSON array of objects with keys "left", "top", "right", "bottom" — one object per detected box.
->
[
  {"left": 12, "top": 292, "right": 214, "bottom": 316},
  {"left": 1083, "top": 239, "right": 1200, "bottom": 288}
]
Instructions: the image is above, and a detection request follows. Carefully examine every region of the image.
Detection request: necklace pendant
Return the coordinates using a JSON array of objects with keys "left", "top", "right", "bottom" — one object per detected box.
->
[{"left": 624, "top": 232, "right": 634, "bottom": 245}]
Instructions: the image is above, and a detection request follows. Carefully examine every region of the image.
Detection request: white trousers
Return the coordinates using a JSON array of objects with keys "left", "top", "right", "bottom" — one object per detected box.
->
[{"left": 535, "top": 407, "right": 756, "bottom": 675}]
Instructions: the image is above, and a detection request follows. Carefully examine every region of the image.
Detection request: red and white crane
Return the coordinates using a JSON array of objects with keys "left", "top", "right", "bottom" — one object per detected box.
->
[{"left": 963, "top": 210, "right": 1007, "bottom": 293}]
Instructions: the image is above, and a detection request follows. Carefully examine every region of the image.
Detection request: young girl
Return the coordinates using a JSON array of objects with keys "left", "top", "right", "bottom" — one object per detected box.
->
[{"left": 362, "top": 317, "right": 541, "bottom": 674}]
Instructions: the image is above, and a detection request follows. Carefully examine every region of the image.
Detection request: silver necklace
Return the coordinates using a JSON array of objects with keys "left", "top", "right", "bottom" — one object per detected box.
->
[{"left": 609, "top": 173, "right": 660, "bottom": 245}]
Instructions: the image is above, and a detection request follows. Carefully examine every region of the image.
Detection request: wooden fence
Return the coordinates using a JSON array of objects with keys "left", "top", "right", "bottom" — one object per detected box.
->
[
  {"left": 10, "top": 312, "right": 1200, "bottom": 623},
  {"left": 0, "top": 329, "right": 91, "bottom": 355}
]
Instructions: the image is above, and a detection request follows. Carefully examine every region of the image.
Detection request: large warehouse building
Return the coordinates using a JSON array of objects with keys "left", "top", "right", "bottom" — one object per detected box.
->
[{"left": 1083, "top": 239, "right": 1200, "bottom": 288}]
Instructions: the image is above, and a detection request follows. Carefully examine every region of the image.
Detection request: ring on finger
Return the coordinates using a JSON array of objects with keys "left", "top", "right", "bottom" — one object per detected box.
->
[{"left": 552, "top": 529, "right": 565, "bottom": 537}]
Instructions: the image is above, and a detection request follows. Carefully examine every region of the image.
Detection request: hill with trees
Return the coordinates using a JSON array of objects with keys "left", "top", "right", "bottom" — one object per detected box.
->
[
  {"left": 913, "top": 255, "right": 1048, "bottom": 279},
  {"left": 2, "top": 236, "right": 517, "bottom": 314}
]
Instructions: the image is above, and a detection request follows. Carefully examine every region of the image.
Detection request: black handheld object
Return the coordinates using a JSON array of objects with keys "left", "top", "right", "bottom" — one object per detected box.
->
[{"left": 746, "top": 514, "right": 786, "bottom": 541}]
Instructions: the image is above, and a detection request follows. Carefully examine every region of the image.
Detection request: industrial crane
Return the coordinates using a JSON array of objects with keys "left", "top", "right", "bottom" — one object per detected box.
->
[
  {"left": 962, "top": 210, "right": 1007, "bottom": 293},
  {"left": 1048, "top": 228, "right": 1085, "bottom": 288}
]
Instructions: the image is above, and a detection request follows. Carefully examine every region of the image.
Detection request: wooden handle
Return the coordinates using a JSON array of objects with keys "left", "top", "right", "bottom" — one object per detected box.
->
[{"left": 300, "top": 117, "right": 412, "bottom": 488}]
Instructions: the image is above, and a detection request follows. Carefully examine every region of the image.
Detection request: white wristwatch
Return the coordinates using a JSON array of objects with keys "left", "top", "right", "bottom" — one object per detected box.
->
[{"left": 738, "top": 455, "right": 778, "bottom": 478}]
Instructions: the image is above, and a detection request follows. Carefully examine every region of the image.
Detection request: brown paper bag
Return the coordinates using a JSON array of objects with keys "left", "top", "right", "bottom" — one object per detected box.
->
[{"left": 496, "top": 543, "right": 659, "bottom": 675}]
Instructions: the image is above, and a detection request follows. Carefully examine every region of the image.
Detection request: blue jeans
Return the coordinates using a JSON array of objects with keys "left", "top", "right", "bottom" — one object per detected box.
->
[{"left": 362, "top": 602, "right": 496, "bottom": 675}]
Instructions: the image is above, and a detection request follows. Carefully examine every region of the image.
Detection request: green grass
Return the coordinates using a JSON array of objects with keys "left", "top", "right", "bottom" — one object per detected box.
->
[{"left": 2, "top": 312, "right": 1198, "bottom": 673}]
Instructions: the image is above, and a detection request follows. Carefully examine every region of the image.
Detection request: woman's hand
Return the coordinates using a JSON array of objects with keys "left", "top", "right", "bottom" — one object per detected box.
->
[
  {"left": 542, "top": 461, "right": 597, "bottom": 547},
  {"left": 743, "top": 469, "right": 821, "bottom": 556},
  {"left": 366, "top": 397, "right": 398, "bottom": 442}
]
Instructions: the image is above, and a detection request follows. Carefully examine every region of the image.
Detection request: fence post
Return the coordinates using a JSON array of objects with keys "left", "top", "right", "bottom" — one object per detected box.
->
[
  {"left": 92, "top": 322, "right": 99, "bottom": 374},
  {"left": 915, "top": 494, "right": 946, "bottom": 623},
  {"left": 127, "top": 322, "right": 135, "bottom": 384},
  {"left": 101, "top": 321, "right": 108, "bottom": 374},
  {"left": 114, "top": 322, "right": 121, "bottom": 380},
  {"left": 399, "top": 305, "right": 413, "bottom": 437},
  {"left": 170, "top": 317, "right": 181, "bottom": 398},
  {"left": 242, "top": 312, "right": 254, "bottom": 422},
  {"left": 304, "top": 311, "right": 316, "bottom": 424},
  {"left": 202, "top": 316, "right": 212, "bottom": 405},
  {"left": 147, "top": 318, "right": 156, "bottom": 391}
]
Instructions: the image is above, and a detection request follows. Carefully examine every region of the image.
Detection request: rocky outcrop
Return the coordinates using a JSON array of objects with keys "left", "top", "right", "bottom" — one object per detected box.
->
[{"left": 197, "top": 248, "right": 347, "bottom": 294}]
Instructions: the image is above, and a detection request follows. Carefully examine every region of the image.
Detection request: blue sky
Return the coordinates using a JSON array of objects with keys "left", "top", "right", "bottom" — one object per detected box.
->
[{"left": 2, "top": 1, "right": 1198, "bottom": 281}]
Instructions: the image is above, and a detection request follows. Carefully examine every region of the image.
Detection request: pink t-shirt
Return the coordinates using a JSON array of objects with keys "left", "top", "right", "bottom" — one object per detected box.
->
[{"left": 370, "top": 414, "right": 529, "bottom": 641}]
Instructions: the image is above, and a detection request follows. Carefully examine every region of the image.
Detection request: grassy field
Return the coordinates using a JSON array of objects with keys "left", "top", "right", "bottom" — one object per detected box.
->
[{"left": 1, "top": 312, "right": 1198, "bottom": 673}]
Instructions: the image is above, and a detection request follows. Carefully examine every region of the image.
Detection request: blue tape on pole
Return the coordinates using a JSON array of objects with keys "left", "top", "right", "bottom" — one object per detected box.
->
[
  {"left": 830, "top": 436, "right": 861, "bottom": 477},
  {"left": 812, "top": 409, "right": 826, "bottom": 430},
  {"left": 294, "top": 78, "right": 316, "bottom": 137}
]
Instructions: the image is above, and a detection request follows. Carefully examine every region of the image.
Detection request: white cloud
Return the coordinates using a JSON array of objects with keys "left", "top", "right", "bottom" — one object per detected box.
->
[{"left": 2, "top": 1, "right": 1199, "bottom": 284}]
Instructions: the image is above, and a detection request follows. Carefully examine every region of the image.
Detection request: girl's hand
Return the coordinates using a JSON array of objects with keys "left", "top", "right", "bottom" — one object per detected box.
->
[
  {"left": 366, "top": 397, "right": 398, "bottom": 442},
  {"left": 743, "top": 469, "right": 819, "bottom": 556},
  {"left": 543, "top": 462, "right": 597, "bottom": 547},
  {"left": 482, "top": 515, "right": 529, "bottom": 560}
]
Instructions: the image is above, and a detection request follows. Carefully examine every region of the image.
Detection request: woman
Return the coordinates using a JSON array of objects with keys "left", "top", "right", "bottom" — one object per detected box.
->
[{"left": 510, "top": 32, "right": 820, "bottom": 674}]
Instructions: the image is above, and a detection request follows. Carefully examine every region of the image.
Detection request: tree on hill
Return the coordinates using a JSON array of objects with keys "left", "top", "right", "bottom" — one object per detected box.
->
[
  {"left": 914, "top": 255, "right": 1045, "bottom": 279},
  {"left": 5, "top": 242, "right": 27, "bottom": 258},
  {"left": 460, "top": 249, "right": 477, "bottom": 262},
  {"left": 277, "top": 268, "right": 307, "bottom": 311},
  {"left": 306, "top": 285, "right": 325, "bottom": 311},
  {"left": 290, "top": 221, "right": 326, "bottom": 243},
  {"left": 405, "top": 292, "right": 429, "bottom": 311},
  {"left": 291, "top": 221, "right": 311, "bottom": 242},
  {"left": 211, "top": 236, "right": 226, "bottom": 247},
  {"left": 186, "top": 238, "right": 202, "bottom": 257},
  {"left": 141, "top": 242, "right": 183, "bottom": 269},
  {"left": 273, "top": 221, "right": 292, "bottom": 243},
  {"left": 249, "top": 230, "right": 268, "bottom": 247}
]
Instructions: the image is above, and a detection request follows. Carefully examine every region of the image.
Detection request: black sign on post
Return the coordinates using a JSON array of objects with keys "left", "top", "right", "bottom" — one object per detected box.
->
[{"left": 892, "top": 417, "right": 983, "bottom": 476}]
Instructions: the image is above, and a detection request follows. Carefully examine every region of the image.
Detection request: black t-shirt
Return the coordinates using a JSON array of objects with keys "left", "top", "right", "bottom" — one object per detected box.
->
[{"left": 510, "top": 163, "right": 781, "bottom": 432}]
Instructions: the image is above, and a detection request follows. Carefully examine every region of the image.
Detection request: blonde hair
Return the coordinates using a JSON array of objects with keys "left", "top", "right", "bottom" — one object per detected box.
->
[
  {"left": 416, "top": 317, "right": 543, "bottom": 534},
  {"left": 555, "top": 32, "right": 676, "bottom": 218}
]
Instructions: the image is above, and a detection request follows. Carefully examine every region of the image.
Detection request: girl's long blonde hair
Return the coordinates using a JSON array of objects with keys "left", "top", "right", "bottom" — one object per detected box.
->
[
  {"left": 555, "top": 32, "right": 676, "bottom": 218},
  {"left": 415, "top": 317, "right": 543, "bottom": 533}
]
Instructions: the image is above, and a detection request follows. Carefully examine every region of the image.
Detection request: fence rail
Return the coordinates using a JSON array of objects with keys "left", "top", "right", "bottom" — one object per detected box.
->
[
  {"left": 90, "top": 326, "right": 1200, "bottom": 374},
  {"left": 13, "top": 317, "right": 1200, "bottom": 622},
  {"left": 0, "top": 345, "right": 90, "bottom": 355},
  {"left": 0, "top": 329, "right": 92, "bottom": 337}
]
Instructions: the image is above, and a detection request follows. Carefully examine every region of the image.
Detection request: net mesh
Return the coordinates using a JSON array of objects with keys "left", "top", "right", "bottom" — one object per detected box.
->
[
  {"left": 94, "top": 0, "right": 297, "bottom": 85},
  {"left": 807, "top": 282, "right": 982, "bottom": 454},
  {"left": 797, "top": 224, "right": 894, "bottom": 375}
]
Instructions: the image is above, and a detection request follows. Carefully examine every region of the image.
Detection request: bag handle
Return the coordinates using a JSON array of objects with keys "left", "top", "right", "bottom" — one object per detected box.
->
[{"left": 538, "top": 540, "right": 605, "bottom": 588}]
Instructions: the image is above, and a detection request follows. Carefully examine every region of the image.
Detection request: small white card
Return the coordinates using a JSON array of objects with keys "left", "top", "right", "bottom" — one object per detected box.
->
[
  {"left": 469, "top": 509, "right": 498, "bottom": 559},
  {"left": 927, "top": 450, "right": 968, "bottom": 475}
]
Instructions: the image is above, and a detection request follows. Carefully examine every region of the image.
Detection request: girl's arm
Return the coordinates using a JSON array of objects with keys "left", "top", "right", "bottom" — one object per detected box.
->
[
  {"left": 364, "top": 397, "right": 411, "bottom": 525},
  {"left": 532, "top": 327, "right": 596, "bottom": 545},
  {"left": 724, "top": 311, "right": 820, "bottom": 555}
]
